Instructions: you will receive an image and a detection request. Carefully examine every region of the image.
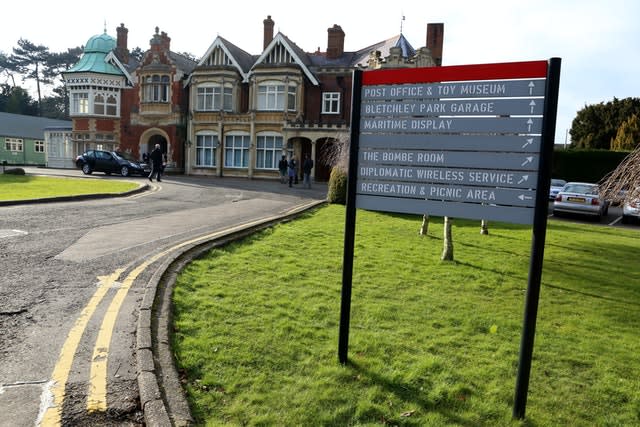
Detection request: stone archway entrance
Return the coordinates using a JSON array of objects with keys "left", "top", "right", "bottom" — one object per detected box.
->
[{"left": 147, "top": 135, "right": 168, "bottom": 156}]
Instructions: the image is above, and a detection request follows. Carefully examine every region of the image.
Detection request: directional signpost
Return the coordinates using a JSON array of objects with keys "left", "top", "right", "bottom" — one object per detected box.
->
[{"left": 339, "top": 59, "right": 562, "bottom": 419}]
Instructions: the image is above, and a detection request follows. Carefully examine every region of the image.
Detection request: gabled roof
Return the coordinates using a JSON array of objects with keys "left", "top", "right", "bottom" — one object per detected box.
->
[
  {"left": 195, "top": 36, "right": 255, "bottom": 81},
  {"left": 251, "top": 33, "right": 319, "bottom": 85},
  {"left": 0, "top": 112, "right": 71, "bottom": 140}
]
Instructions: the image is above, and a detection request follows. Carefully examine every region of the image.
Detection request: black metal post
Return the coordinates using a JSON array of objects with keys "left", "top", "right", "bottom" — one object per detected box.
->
[
  {"left": 513, "top": 57, "right": 562, "bottom": 419},
  {"left": 338, "top": 69, "right": 363, "bottom": 364}
]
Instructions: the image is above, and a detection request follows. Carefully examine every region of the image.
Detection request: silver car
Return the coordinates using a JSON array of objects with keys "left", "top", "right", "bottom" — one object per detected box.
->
[
  {"left": 553, "top": 182, "right": 609, "bottom": 221},
  {"left": 622, "top": 192, "right": 640, "bottom": 224},
  {"left": 549, "top": 178, "right": 567, "bottom": 200}
]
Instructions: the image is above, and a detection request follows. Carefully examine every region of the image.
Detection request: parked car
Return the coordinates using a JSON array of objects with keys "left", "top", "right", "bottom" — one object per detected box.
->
[
  {"left": 549, "top": 179, "right": 566, "bottom": 200},
  {"left": 621, "top": 190, "right": 640, "bottom": 224},
  {"left": 553, "top": 182, "right": 609, "bottom": 221},
  {"left": 75, "top": 150, "right": 150, "bottom": 177}
]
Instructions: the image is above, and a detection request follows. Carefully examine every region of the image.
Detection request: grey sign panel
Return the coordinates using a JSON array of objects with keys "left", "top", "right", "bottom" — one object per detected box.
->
[
  {"left": 362, "top": 79, "right": 546, "bottom": 100},
  {"left": 356, "top": 195, "right": 535, "bottom": 225},
  {"left": 357, "top": 181, "right": 537, "bottom": 207},
  {"left": 359, "top": 150, "right": 539, "bottom": 171},
  {"left": 361, "top": 117, "right": 542, "bottom": 134},
  {"left": 358, "top": 165, "right": 537, "bottom": 189},
  {"left": 361, "top": 98, "right": 544, "bottom": 117},
  {"left": 359, "top": 134, "right": 541, "bottom": 153}
]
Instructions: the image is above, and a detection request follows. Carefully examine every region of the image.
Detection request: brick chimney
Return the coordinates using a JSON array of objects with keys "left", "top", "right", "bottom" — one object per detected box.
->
[
  {"left": 263, "top": 15, "right": 274, "bottom": 50},
  {"left": 149, "top": 27, "right": 171, "bottom": 52},
  {"left": 160, "top": 31, "right": 171, "bottom": 51},
  {"left": 426, "top": 23, "right": 444, "bottom": 66},
  {"left": 115, "top": 23, "right": 129, "bottom": 64},
  {"left": 327, "top": 24, "right": 345, "bottom": 59}
]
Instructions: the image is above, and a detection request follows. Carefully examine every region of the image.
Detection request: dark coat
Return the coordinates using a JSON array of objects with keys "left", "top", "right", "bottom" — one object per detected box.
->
[{"left": 150, "top": 148, "right": 163, "bottom": 167}]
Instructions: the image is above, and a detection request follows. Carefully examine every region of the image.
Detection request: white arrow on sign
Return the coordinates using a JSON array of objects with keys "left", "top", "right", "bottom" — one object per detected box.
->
[
  {"left": 521, "top": 156, "right": 533, "bottom": 167},
  {"left": 521, "top": 138, "right": 534, "bottom": 149},
  {"left": 529, "top": 100, "right": 536, "bottom": 114},
  {"left": 528, "top": 81, "right": 536, "bottom": 95},
  {"left": 526, "top": 118, "right": 534, "bottom": 132},
  {"left": 517, "top": 175, "right": 529, "bottom": 185},
  {"left": 518, "top": 194, "right": 533, "bottom": 201}
]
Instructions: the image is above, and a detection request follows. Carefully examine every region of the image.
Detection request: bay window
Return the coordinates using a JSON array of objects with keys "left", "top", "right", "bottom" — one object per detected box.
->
[
  {"left": 257, "top": 81, "right": 296, "bottom": 111},
  {"left": 196, "top": 84, "right": 233, "bottom": 111}
]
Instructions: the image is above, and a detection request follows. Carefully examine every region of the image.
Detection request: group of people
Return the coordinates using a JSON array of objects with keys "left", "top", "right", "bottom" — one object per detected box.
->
[
  {"left": 279, "top": 154, "right": 313, "bottom": 188},
  {"left": 144, "top": 145, "right": 314, "bottom": 187}
]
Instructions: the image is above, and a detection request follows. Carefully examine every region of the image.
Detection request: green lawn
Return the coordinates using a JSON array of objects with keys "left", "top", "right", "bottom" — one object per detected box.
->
[
  {"left": 0, "top": 174, "right": 140, "bottom": 201},
  {"left": 173, "top": 205, "right": 640, "bottom": 426}
]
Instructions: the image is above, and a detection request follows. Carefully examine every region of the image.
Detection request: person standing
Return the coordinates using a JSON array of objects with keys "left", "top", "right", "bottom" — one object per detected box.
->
[
  {"left": 288, "top": 156, "right": 297, "bottom": 188},
  {"left": 302, "top": 154, "right": 314, "bottom": 189},
  {"left": 278, "top": 155, "right": 288, "bottom": 184},
  {"left": 149, "top": 144, "right": 163, "bottom": 182}
]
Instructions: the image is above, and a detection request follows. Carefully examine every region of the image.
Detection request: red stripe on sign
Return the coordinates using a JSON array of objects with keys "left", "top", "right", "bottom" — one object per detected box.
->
[{"left": 362, "top": 60, "right": 549, "bottom": 85}]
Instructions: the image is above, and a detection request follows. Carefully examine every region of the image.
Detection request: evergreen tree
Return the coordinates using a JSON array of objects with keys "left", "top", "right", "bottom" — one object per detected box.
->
[
  {"left": 611, "top": 114, "right": 640, "bottom": 151},
  {"left": 8, "top": 39, "right": 51, "bottom": 115},
  {"left": 0, "top": 84, "right": 38, "bottom": 115},
  {"left": 570, "top": 97, "right": 640, "bottom": 149},
  {"left": 0, "top": 51, "right": 18, "bottom": 87}
]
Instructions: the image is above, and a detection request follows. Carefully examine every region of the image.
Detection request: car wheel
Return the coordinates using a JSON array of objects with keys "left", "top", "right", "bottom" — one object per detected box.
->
[
  {"left": 82, "top": 163, "right": 92, "bottom": 175},
  {"left": 120, "top": 166, "right": 130, "bottom": 177}
]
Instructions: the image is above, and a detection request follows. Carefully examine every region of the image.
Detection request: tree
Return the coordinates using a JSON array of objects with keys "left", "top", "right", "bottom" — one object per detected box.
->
[
  {"left": 441, "top": 217, "right": 454, "bottom": 261},
  {"left": 610, "top": 114, "right": 640, "bottom": 151},
  {"left": 0, "top": 51, "right": 18, "bottom": 87},
  {"left": 599, "top": 144, "right": 640, "bottom": 205},
  {"left": 44, "top": 47, "right": 82, "bottom": 119},
  {"left": 8, "top": 39, "right": 51, "bottom": 115},
  {"left": 570, "top": 97, "right": 640, "bottom": 149},
  {"left": 130, "top": 47, "right": 144, "bottom": 62},
  {"left": 39, "top": 87, "right": 68, "bottom": 119},
  {"left": 0, "top": 84, "right": 38, "bottom": 115}
]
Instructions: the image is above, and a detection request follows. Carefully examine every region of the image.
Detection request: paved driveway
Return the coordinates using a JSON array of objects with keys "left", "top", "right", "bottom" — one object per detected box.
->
[{"left": 0, "top": 168, "right": 327, "bottom": 426}]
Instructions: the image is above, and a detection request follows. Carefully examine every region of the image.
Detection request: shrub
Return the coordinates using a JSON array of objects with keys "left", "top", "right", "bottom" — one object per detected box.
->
[
  {"left": 3, "top": 168, "right": 26, "bottom": 175},
  {"left": 327, "top": 167, "right": 347, "bottom": 204}
]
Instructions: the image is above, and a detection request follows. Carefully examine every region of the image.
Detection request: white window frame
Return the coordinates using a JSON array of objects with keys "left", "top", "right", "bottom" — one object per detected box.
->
[
  {"left": 143, "top": 74, "right": 170, "bottom": 103},
  {"left": 255, "top": 133, "right": 284, "bottom": 170},
  {"left": 5, "top": 138, "right": 23, "bottom": 152},
  {"left": 93, "top": 92, "right": 118, "bottom": 116},
  {"left": 34, "top": 140, "right": 45, "bottom": 153},
  {"left": 196, "top": 84, "right": 233, "bottom": 111},
  {"left": 322, "top": 92, "right": 340, "bottom": 114},
  {"left": 224, "top": 133, "right": 250, "bottom": 168},
  {"left": 71, "top": 92, "right": 89, "bottom": 114},
  {"left": 195, "top": 132, "right": 219, "bottom": 167},
  {"left": 257, "top": 81, "right": 296, "bottom": 111}
]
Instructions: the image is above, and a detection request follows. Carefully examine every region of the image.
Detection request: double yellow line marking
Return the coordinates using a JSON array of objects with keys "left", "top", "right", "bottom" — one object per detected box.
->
[
  {"left": 41, "top": 216, "right": 277, "bottom": 426},
  {"left": 41, "top": 246, "right": 170, "bottom": 425}
]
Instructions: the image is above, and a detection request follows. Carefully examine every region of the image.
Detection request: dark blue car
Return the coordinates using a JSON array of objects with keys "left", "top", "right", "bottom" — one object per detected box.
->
[{"left": 76, "top": 150, "right": 150, "bottom": 177}]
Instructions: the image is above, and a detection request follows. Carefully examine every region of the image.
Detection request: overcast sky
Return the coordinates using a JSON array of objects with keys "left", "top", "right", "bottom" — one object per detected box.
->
[{"left": 2, "top": 0, "right": 638, "bottom": 145}]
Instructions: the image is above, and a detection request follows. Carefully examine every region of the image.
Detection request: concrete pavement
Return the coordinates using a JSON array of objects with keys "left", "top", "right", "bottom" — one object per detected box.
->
[{"left": 3, "top": 167, "right": 328, "bottom": 426}]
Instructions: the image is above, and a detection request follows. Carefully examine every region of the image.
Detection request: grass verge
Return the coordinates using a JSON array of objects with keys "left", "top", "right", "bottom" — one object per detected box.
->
[
  {"left": 0, "top": 174, "right": 140, "bottom": 201},
  {"left": 173, "top": 205, "right": 640, "bottom": 426}
]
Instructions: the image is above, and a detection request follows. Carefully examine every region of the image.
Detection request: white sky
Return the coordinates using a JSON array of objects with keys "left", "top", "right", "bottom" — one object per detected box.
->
[{"left": 2, "top": 0, "right": 639, "bottom": 145}]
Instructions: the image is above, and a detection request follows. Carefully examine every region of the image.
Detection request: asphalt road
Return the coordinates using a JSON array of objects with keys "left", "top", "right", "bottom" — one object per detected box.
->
[{"left": 0, "top": 168, "right": 327, "bottom": 426}]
